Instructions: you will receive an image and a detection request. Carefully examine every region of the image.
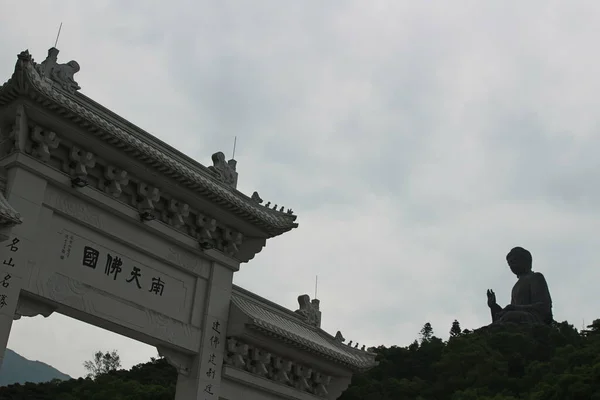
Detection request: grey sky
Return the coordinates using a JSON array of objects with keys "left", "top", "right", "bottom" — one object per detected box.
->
[{"left": 2, "top": 1, "right": 600, "bottom": 378}]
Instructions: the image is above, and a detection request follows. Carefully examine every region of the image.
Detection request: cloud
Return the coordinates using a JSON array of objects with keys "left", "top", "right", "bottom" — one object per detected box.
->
[{"left": 2, "top": 0, "right": 600, "bottom": 378}]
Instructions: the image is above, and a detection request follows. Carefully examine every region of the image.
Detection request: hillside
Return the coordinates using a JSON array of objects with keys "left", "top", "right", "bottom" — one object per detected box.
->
[
  {"left": 0, "top": 320, "right": 599, "bottom": 399},
  {"left": 0, "top": 349, "right": 71, "bottom": 387}
]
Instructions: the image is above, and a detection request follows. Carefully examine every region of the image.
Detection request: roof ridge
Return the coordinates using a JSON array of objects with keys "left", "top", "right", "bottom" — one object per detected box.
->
[
  {"left": 232, "top": 284, "right": 312, "bottom": 323},
  {"left": 0, "top": 49, "right": 298, "bottom": 237}
]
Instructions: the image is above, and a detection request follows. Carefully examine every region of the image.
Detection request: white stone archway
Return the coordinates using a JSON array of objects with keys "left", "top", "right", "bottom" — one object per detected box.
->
[{"left": 0, "top": 48, "right": 376, "bottom": 400}]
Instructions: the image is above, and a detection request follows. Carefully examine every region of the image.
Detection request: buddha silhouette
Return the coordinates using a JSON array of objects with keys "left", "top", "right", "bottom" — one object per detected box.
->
[{"left": 487, "top": 247, "right": 553, "bottom": 325}]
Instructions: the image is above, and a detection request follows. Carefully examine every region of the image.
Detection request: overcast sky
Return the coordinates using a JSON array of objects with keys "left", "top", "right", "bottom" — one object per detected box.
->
[{"left": 2, "top": 1, "right": 600, "bottom": 379}]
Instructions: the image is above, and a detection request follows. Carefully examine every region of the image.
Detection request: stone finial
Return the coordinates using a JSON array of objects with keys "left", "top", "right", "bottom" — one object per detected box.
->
[
  {"left": 209, "top": 151, "right": 238, "bottom": 189},
  {"left": 295, "top": 294, "right": 322, "bottom": 328},
  {"left": 104, "top": 166, "right": 129, "bottom": 197},
  {"left": 37, "top": 47, "right": 81, "bottom": 93},
  {"left": 137, "top": 183, "right": 160, "bottom": 221},
  {"left": 17, "top": 50, "right": 33, "bottom": 62},
  {"left": 69, "top": 146, "right": 96, "bottom": 187},
  {"left": 30, "top": 126, "right": 60, "bottom": 162},
  {"left": 334, "top": 331, "right": 345, "bottom": 343},
  {"left": 251, "top": 191, "right": 263, "bottom": 203}
]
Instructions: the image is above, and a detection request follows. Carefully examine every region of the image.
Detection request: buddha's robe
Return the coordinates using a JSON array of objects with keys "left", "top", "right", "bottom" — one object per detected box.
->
[{"left": 491, "top": 272, "right": 552, "bottom": 325}]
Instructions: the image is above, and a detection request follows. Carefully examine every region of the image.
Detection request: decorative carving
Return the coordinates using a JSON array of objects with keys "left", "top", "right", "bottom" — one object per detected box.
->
[
  {"left": 195, "top": 214, "right": 217, "bottom": 249},
  {"left": 47, "top": 189, "right": 103, "bottom": 229},
  {"left": 226, "top": 337, "right": 248, "bottom": 368},
  {"left": 104, "top": 166, "right": 129, "bottom": 197},
  {"left": 137, "top": 183, "right": 160, "bottom": 221},
  {"left": 251, "top": 191, "right": 263, "bottom": 203},
  {"left": 262, "top": 201, "right": 295, "bottom": 216},
  {"left": 209, "top": 152, "right": 238, "bottom": 189},
  {"left": 4, "top": 49, "right": 298, "bottom": 239},
  {"left": 157, "top": 346, "right": 192, "bottom": 376},
  {"left": 68, "top": 146, "right": 96, "bottom": 187},
  {"left": 313, "top": 373, "right": 331, "bottom": 397},
  {"left": 295, "top": 295, "right": 322, "bottom": 328},
  {"left": 162, "top": 199, "right": 189, "bottom": 228},
  {"left": 44, "top": 274, "right": 94, "bottom": 313},
  {"left": 166, "top": 247, "right": 210, "bottom": 278},
  {"left": 249, "top": 347, "right": 271, "bottom": 377},
  {"left": 334, "top": 331, "right": 345, "bottom": 343},
  {"left": 272, "top": 356, "right": 292, "bottom": 384},
  {"left": 3, "top": 104, "right": 28, "bottom": 155},
  {"left": 292, "top": 364, "right": 312, "bottom": 391},
  {"left": 37, "top": 47, "right": 81, "bottom": 93},
  {"left": 29, "top": 125, "right": 60, "bottom": 162},
  {"left": 223, "top": 229, "right": 243, "bottom": 257},
  {"left": 14, "top": 296, "right": 57, "bottom": 321},
  {"left": 223, "top": 337, "right": 333, "bottom": 398}
]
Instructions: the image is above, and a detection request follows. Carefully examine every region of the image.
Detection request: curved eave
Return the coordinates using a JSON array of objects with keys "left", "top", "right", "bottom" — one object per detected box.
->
[
  {"left": 247, "top": 322, "right": 377, "bottom": 373},
  {"left": 0, "top": 189, "right": 22, "bottom": 227},
  {"left": 230, "top": 288, "right": 378, "bottom": 372},
  {"left": 0, "top": 52, "right": 298, "bottom": 238}
]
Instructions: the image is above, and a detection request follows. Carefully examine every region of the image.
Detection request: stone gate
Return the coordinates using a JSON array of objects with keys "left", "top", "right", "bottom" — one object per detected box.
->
[{"left": 0, "top": 47, "right": 376, "bottom": 399}]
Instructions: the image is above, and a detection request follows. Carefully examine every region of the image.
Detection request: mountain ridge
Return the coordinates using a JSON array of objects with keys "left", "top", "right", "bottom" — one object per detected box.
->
[{"left": 0, "top": 348, "right": 71, "bottom": 386}]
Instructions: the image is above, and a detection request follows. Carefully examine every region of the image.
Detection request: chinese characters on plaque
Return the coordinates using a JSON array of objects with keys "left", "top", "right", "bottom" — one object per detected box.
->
[
  {"left": 0, "top": 238, "right": 20, "bottom": 310},
  {"left": 203, "top": 319, "right": 223, "bottom": 397},
  {"left": 78, "top": 239, "right": 166, "bottom": 296}
]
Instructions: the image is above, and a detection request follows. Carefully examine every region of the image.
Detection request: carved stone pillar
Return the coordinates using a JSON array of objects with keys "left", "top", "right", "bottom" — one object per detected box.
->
[
  {"left": 0, "top": 167, "right": 48, "bottom": 368},
  {"left": 161, "top": 258, "right": 236, "bottom": 400}
]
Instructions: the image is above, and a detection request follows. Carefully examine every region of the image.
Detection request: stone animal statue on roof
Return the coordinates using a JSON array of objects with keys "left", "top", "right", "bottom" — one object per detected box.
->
[
  {"left": 36, "top": 47, "right": 81, "bottom": 93},
  {"left": 295, "top": 294, "right": 322, "bottom": 328},
  {"left": 486, "top": 247, "right": 553, "bottom": 325}
]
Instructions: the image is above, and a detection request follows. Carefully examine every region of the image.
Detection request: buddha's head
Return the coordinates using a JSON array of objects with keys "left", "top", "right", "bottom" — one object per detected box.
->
[{"left": 506, "top": 247, "right": 532, "bottom": 277}]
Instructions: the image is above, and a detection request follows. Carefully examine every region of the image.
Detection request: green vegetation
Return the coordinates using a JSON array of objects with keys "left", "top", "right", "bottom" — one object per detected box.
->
[
  {"left": 341, "top": 319, "right": 600, "bottom": 400},
  {"left": 83, "top": 350, "right": 122, "bottom": 379},
  {"left": 2, "top": 319, "right": 600, "bottom": 400}
]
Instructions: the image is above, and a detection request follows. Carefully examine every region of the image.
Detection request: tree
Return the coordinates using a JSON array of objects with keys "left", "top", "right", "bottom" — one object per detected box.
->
[
  {"left": 450, "top": 320, "right": 462, "bottom": 338},
  {"left": 419, "top": 322, "right": 433, "bottom": 343},
  {"left": 83, "top": 350, "right": 122, "bottom": 378},
  {"left": 583, "top": 319, "right": 600, "bottom": 336}
]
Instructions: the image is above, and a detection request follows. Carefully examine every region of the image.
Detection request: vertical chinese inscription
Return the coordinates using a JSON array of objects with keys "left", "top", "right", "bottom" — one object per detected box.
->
[
  {"left": 61, "top": 234, "right": 74, "bottom": 260},
  {"left": 0, "top": 238, "right": 20, "bottom": 310},
  {"left": 203, "top": 319, "right": 223, "bottom": 397}
]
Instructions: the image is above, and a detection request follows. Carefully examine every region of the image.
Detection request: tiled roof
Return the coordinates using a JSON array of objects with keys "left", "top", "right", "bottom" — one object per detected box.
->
[
  {"left": 0, "top": 50, "right": 298, "bottom": 237},
  {"left": 231, "top": 286, "right": 377, "bottom": 371}
]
